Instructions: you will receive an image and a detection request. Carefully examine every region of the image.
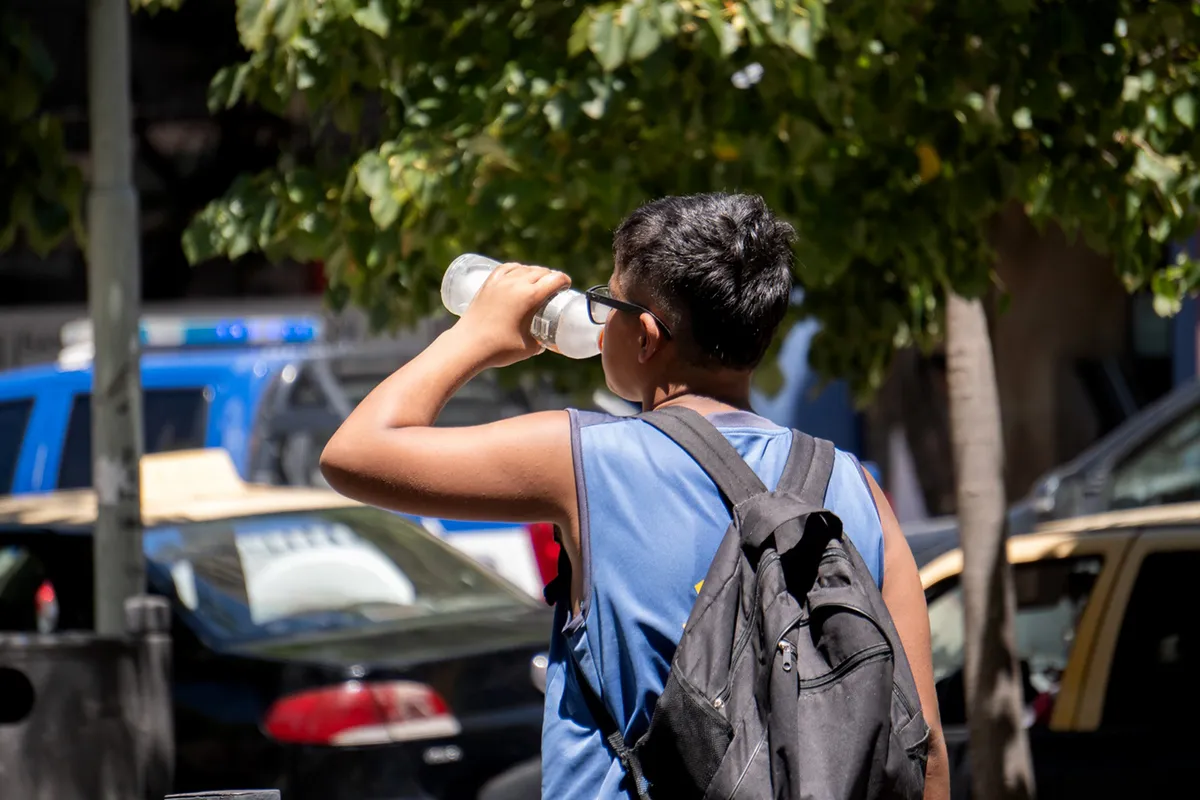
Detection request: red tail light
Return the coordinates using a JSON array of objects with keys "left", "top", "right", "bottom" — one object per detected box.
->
[
  {"left": 263, "top": 681, "right": 460, "bottom": 746},
  {"left": 527, "top": 522, "right": 561, "bottom": 586},
  {"left": 35, "top": 581, "right": 55, "bottom": 608}
]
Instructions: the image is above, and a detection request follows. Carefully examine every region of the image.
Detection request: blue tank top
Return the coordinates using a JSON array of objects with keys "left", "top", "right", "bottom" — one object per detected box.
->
[{"left": 542, "top": 410, "right": 887, "bottom": 798}]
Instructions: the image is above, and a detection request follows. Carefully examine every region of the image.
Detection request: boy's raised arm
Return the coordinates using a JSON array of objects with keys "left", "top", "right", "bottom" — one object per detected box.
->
[{"left": 318, "top": 264, "right": 578, "bottom": 530}]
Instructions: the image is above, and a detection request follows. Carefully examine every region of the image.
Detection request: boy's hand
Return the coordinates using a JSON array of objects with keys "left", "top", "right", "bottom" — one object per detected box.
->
[{"left": 456, "top": 263, "right": 572, "bottom": 368}]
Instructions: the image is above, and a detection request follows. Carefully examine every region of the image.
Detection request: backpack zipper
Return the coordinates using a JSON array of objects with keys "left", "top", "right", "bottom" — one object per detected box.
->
[
  {"left": 794, "top": 642, "right": 891, "bottom": 690},
  {"left": 810, "top": 586, "right": 919, "bottom": 721},
  {"left": 892, "top": 683, "right": 918, "bottom": 720},
  {"left": 778, "top": 639, "right": 796, "bottom": 672},
  {"left": 712, "top": 550, "right": 783, "bottom": 709},
  {"left": 789, "top": 600, "right": 914, "bottom": 713}
]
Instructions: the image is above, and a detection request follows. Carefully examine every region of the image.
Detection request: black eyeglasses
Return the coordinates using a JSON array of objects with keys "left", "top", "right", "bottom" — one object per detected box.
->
[{"left": 584, "top": 286, "right": 673, "bottom": 339}]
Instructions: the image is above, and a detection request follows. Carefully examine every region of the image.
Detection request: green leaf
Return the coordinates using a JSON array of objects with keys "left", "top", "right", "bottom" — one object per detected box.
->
[
  {"left": 709, "top": 17, "right": 739, "bottom": 57},
  {"left": 626, "top": 11, "right": 662, "bottom": 62},
  {"left": 1153, "top": 291, "right": 1183, "bottom": 317},
  {"left": 589, "top": 9, "right": 626, "bottom": 72},
  {"left": 544, "top": 95, "right": 567, "bottom": 130},
  {"left": 182, "top": 215, "right": 219, "bottom": 264},
  {"left": 352, "top": 0, "right": 391, "bottom": 38},
  {"left": 236, "top": 0, "right": 296, "bottom": 51},
  {"left": 657, "top": 1, "right": 680, "bottom": 37},
  {"left": 1173, "top": 93, "right": 1196, "bottom": 130},
  {"left": 748, "top": 0, "right": 775, "bottom": 26},
  {"left": 356, "top": 152, "right": 390, "bottom": 200},
  {"left": 568, "top": 11, "right": 592, "bottom": 57},
  {"left": 208, "top": 64, "right": 251, "bottom": 111},
  {"left": 787, "top": 18, "right": 813, "bottom": 58},
  {"left": 581, "top": 77, "right": 612, "bottom": 120},
  {"left": 1134, "top": 148, "right": 1182, "bottom": 194},
  {"left": 356, "top": 153, "right": 401, "bottom": 229}
]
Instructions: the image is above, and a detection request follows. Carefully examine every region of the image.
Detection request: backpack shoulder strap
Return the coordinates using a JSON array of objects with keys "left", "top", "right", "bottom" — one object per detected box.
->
[
  {"left": 777, "top": 430, "right": 836, "bottom": 506},
  {"left": 639, "top": 406, "right": 767, "bottom": 507},
  {"left": 567, "top": 655, "right": 652, "bottom": 800}
]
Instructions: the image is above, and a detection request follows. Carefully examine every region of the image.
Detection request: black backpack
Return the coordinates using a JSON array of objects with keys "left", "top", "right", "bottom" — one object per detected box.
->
[{"left": 553, "top": 406, "right": 930, "bottom": 800}]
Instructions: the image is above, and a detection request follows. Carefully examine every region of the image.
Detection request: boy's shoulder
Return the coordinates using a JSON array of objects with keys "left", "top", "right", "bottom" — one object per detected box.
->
[{"left": 567, "top": 407, "right": 629, "bottom": 424}]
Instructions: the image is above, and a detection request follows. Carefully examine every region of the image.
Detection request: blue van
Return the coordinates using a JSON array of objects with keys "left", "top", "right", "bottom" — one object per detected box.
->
[{"left": 0, "top": 314, "right": 595, "bottom": 596}]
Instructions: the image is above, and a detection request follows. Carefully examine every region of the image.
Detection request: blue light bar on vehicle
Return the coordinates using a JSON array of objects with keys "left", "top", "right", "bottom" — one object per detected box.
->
[
  {"left": 60, "top": 315, "right": 325, "bottom": 352},
  {"left": 139, "top": 316, "right": 323, "bottom": 347}
]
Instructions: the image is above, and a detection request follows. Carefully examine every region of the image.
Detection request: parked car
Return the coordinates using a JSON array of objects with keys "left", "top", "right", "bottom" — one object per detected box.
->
[
  {"left": 904, "top": 376, "right": 1200, "bottom": 566},
  {"left": 0, "top": 448, "right": 552, "bottom": 800},
  {"left": 0, "top": 314, "right": 636, "bottom": 596},
  {"left": 920, "top": 502, "right": 1200, "bottom": 799}
]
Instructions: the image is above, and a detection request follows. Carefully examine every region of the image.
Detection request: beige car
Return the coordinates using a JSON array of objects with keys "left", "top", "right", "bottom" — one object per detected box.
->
[{"left": 919, "top": 503, "right": 1200, "bottom": 799}]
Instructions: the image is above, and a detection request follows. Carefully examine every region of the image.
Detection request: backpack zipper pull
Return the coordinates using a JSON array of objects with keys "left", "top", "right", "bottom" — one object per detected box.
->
[{"left": 778, "top": 640, "right": 795, "bottom": 672}]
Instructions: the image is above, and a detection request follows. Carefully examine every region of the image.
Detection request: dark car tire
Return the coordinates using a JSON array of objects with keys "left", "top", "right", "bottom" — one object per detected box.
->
[{"left": 477, "top": 757, "right": 541, "bottom": 800}]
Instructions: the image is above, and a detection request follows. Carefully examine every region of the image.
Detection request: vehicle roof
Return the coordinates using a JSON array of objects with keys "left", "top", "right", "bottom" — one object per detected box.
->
[
  {"left": 0, "top": 347, "right": 297, "bottom": 383},
  {"left": 0, "top": 449, "right": 359, "bottom": 529},
  {"left": 0, "top": 339, "right": 429, "bottom": 387},
  {"left": 1029, "top": 500, "right": 1200, "bottom": 535},
  {"left": 917, "top": 501, "right": 1200, "bottom": 587}
]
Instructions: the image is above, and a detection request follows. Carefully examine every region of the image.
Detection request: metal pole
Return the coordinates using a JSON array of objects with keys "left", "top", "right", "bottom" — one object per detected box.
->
[{"left": 87, "top": 0, "right": 144, "bottom": 636}]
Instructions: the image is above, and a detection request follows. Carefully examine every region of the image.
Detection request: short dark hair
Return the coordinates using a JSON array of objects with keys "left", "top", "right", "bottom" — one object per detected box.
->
[{"left": 613, "top": 193, "right": 795, "bottom": 370}]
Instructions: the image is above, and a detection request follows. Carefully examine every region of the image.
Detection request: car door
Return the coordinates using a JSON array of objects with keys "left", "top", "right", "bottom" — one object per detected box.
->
[
  {"left": 0, "top": 397, "right": 36, "bottom": 495},
  {"left": 1053, "top": 524, "right": 1200, "bottom": 798},
  {"left": 920, "top": 529, "right": 1131, "bottom": 799},
  {"left": 54, "top": 386, "right": 212, "bottom": 489}
]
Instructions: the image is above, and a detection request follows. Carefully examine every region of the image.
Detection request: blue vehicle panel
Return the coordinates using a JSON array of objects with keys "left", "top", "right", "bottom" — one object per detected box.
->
[{"left": 0, "top": 349, "right": 289, "bottom": 493}]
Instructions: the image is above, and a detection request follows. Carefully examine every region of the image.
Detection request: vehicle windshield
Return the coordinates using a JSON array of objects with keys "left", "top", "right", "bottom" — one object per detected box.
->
[{"left": 144, "top": 506, "right": 535, "bottom": 643}]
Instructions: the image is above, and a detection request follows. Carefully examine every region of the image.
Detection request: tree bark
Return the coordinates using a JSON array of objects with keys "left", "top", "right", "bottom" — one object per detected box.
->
[{"left": 944, "top": 291, "right": 1036, "bottom": 800}]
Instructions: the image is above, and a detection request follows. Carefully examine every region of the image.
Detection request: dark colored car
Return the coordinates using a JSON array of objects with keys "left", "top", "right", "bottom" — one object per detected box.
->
[
  {"left": 904, "top": 377, "right": 1200, "bottom": 567},
  {"left": 0, "top": 457, "right": 552, "bottom": 800}
]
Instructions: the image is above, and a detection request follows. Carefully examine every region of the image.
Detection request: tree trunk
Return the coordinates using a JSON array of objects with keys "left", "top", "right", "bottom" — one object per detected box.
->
[{"left": 944, "top": 291, "right": 1036, "bottom": 800}]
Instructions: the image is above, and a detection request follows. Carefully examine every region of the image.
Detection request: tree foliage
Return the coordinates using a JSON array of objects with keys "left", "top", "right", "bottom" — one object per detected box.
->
[
  {"left": 180, "top": 0, "right": 1200, "bottom": 398},
  {"left": 0, "top": 12, "right": 83, "bottom": 256}
]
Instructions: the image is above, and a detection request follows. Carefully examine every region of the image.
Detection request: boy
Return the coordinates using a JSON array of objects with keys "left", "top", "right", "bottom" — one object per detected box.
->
[{"left": 320, "top": 192, "right": 949, "bottom": 799}]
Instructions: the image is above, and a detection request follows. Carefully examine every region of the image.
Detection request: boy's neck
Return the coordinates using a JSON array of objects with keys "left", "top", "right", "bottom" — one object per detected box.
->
[{"left": 641, "top": 368, "right": 755, "bottom": 414}]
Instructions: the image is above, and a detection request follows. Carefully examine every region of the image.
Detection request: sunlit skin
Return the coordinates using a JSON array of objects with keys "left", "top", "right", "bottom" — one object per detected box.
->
[{"left": 319, "top": 262, "right": 949, "bottom": 799}]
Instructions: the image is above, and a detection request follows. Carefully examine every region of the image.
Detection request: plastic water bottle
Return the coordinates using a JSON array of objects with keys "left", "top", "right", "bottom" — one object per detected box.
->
[{"left": 440, "top": 254, "right": 603, "bottom": 359}]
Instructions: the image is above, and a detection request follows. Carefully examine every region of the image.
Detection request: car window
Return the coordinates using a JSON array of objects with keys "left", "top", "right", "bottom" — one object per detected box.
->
[
  {"left": 263, "top": 368, "right": 535, "bottom": 488},
  {"left": 1102, "top": 549, "right": 1200, "bottom": 728},
  {"left": 58, "top": 389, "right": 209, "bottom": 489},
  {"left": 289, "top": 366, "right": 533, "bottom": 425},
  {"left": 0, "top": 535, "right": 93, "bottom": 632},
  {"left": 0, "top": 545, "right": 42, "bottom": 631},
  {"left": 143, "top": 506, "right": 535, "bottom": 643},
  {"left": 927, "top": 555, "right": 1104, "bottom": 726},
  {"left": 1109, "top": 405, "right": 1200, "bottom": 509},
  {"left": 0, "top": 399, "right": 33, "bottom": 493}
]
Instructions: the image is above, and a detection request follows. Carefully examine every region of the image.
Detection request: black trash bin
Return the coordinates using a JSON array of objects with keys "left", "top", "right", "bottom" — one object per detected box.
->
[{"left": 0, "top": 596, "right": 173, "bottom": 799}]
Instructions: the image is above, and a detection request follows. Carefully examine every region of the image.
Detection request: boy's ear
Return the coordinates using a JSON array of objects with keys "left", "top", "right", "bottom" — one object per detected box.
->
[{"left": 638, "top": 312, "right": 665, "bottom": 364}]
